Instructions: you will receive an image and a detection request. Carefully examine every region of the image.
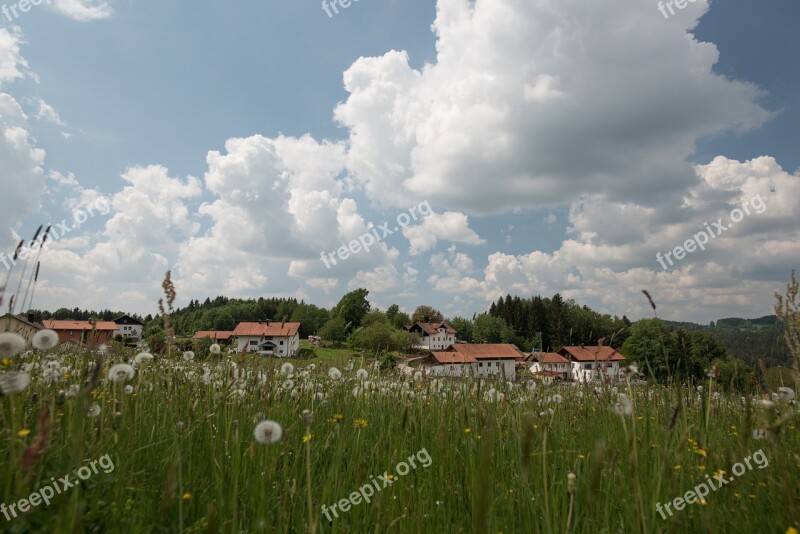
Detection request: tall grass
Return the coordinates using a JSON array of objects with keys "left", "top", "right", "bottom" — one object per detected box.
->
[{"left": 0, "top": 346, "right": 798, "bottom": 533}]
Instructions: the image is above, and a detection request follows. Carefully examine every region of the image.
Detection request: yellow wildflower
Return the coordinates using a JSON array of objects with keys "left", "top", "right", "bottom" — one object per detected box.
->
[
  {"left": 694, "top": 449, "right": 707, "bottom": 458},
  {"left": 302, "top": 433, "right": 313, "bottom": 443},
  {"left": 354, "top": 418, "right": 368, "bottom": 429},
  {"left": 17, "top": 429, "right": 31, "bottom": 437},
  {"left": 332, "top": 414, "right": 344, "bottom": 422},
  {"left": 464, "top": 428, "right": 471, "bottom": 433},
  {"left": 182, "top": 493, "right": 191, "bottom": 501}
]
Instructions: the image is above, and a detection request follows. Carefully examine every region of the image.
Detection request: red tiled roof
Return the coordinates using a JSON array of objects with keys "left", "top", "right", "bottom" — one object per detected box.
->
[
  {"left": 407, "top": 322, "right": 457, "bottom": 335},
  {"left": 534, "top": 352, "right": 570, "bottom": 364},
  {"left": 430, "top": 351, "right": 476, "bottom": 364},
  {"left": 233, "top": 322, "right": 300, "bottom": 337},
  {"left": 443, "top": 343, "right": 524, "bottom": 360},
  {"left": 43, "top": 320, "right": 117, "bottom": 331},
  {"left": 192, "top": 331, "right": 234, "bottom": 341},
  {"left": 559, "top": 346, "right": 625, "bottom": 362}
]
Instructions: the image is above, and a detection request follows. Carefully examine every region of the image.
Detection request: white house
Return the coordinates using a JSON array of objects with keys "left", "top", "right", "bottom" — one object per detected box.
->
[
  {"left": 405, "top": 322, "right": 457, "bottom": 350},
  {"left": 529, "top": 352, "right": 571, "bottom": 383},
  {"left": 559, "top": 346, "right": 626, "bottom": 383},
  {"left": 114, "top": 315, "right": 144, "bottom": 340},
  {"left": 233, "top": 321, "right": 301, "bottom": 357},
  {"left": 422, "top": 344, "right": 523, "bottom": 380}
]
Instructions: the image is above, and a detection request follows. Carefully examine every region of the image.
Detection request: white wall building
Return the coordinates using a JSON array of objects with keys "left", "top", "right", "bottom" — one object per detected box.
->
[
  {"left": 233, "top": 322, "right": 301, "bottom": 357},
  {"left": 529, "top": 352, "right": 571, "bottom": 383},
  {"left": 558, "top": 346, "right": 626, "bottom": 383},
  {"left": 114, "top": 315, "right": 144, "bottom": 340},
  {"left": 422, "top": 344, "right": 523, "bottom": 380},
  {"left": 405, "top": 322, "right": 457, "bottom": 351}
]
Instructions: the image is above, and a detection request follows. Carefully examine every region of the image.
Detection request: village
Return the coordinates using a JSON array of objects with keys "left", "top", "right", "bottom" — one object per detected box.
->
[{"left": 1, "top": 312, "right": 628, "bottom": 384}]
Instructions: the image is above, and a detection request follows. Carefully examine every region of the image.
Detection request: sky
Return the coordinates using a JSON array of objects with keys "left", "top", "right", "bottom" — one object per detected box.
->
[{"left": 0, "top": 0, "right": 798, "bottom": 324}]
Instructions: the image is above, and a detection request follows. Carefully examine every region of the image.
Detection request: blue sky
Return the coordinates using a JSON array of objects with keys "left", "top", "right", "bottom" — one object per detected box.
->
[{"left": 1, "top": 0, "right": 798, "bottom": 324}]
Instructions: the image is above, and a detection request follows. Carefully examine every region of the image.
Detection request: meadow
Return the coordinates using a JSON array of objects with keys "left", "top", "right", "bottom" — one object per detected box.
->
[{"left": 0, "top": 341, "right": 798, "bottom": 534}]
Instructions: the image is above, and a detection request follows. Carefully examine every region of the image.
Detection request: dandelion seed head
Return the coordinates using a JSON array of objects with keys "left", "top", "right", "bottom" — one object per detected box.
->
[
  {"left": 356, "top": 368, "right": 368, "bottom": 380},
  {"left": 328, "top": 367, "right": 342, "bottom": 380},
  {"left": 108, "top": 363, "right": 135, "bottom": 383},
  {"left": 280, "top": 363, "right": 295, "bottom": 376},
  {"left": 209, "top": 344, "right": 221, "bottom": 354},
  {"left": 183, "top": 351, "right": 195, "bottom": 361},
  {"left": 32, "top": 329, "right": 59, "bottom": 350},
  {"left": 254, "top": 420, "right": 283, "bottom": 444},
  {"left": 133, "top": 352, "right": 154, "bottom": 365},
  {"left": 0, "top": 332, "right": 26, "bottom": 359},
  {"left": 0, "top": 371, "right": 31, "bottom": 395}
]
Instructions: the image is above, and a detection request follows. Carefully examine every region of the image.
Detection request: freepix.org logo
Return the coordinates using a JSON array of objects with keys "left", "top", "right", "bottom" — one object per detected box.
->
[
  {"left": 1, "top": 198, "right": 111, "bottom": 272},
  {"left": 320, "top": 200, "right": 432, "bottom": 269},
  {"left": 1, "top": 454, "right": 115, "bottom": 522}
]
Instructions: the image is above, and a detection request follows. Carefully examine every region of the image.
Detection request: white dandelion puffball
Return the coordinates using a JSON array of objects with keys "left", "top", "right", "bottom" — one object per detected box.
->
[
  {"left": 613, "top": 394, "right": 633, "bottom": 416},
  {"left": 307, "top": 364, "right": 316, "bottom": 371},
  {"left": 328, "top": 367, "right": 342, "bottom": 380},
  {"left": 183, "top": 351, "right": 195, "bottom": 361},
  {"left": 0, "top": 371, "right": 31, "bottom": 395},
  {"left": 759, "top": 399, "right": 776, "bottom": 409},
  {"left": 281, "top": 379, "right": 295, "bottom": 391},
  {"left": 88, "top": 404, "right": 102, "bottom": 417},
  {"left": 345, "top": 360, "right": 354, "bottom": 371},
  {"left": 778, "top": 387, "right": 796, "bottom": 401},
  {"left": 254, "top": 420, "right": 283, "bottom": 444},
  {"left": 96, "top": 344, "right": 109, "bottom": 355},
  {"left": 209, "top": 344, "right": 221, "bottom": 354},
  {"left": 32, "top": 329, "right": 59, "bottom": 350},
  {"left": 108, "top": 363, "right": 135, "bottom": 383},
  {"left": 123, "top": 385, "right": 134, "bottom": 395},
  {"left": 413, "top": 371, "right": 423, "bottom": 382},
  {"left": 65, "top": 384, "right": 80, "bottom": 397},
  {"left": 356, "top": 368, "right": 368, "bottom": 380},
  {"left": 0, "top": 332, "right": 27, "bottom": 359},
  {"left": 133, "top": 352, "right": 154, "bottom": 365},
  {"left": 280, "top": 363, "right": 294, "bottom": 376}
]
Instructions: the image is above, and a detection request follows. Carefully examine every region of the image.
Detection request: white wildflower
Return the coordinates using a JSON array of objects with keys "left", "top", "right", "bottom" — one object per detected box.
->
[
  {"left": 32, "top": 329, "right": 59, "bottom": 350},
  {"left": 108, "top": 363, "right": 135, "bottom": 383},
  {"left": 778, "top": 387, "right": 796, "bottom": 401},
  {"left": 183, "top": 351, "right": 195, "bottom": 361},
  {"left": 0, "top": 371, "right": 31, "bottom": 395},
  {"left": 253, "top": 420, "right": 283, "bottom": 444},
  {"left": 356, "top": 368, "right": 368, "bottom": 380},
  {"left": 328, "top": 367, "right": 342, "bottom": 380},
  {"left": 0, "top": 332, "right": 26, "bottom": 359},
  {"left": 613, "top": 394, "right": 633, "bottom": 416},
  {"left": 133, "top": 352, "right": 154, "bottom": 365},
  {"left": 280, "top": 363, "right": 295, "bottom": 376}
]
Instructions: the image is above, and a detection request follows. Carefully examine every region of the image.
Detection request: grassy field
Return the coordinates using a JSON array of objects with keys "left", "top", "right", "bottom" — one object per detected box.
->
[{"left": 0, "top": 343, "right": 798, "bottom": 533}]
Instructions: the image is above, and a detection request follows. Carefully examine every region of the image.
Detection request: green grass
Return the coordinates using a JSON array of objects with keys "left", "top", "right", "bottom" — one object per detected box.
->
[{"left": 0, "top": 346, "right": 798, "bottom": 533}]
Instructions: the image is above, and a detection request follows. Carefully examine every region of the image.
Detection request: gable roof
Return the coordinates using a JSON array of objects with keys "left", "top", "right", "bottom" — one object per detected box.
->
[
  {"left": 192, "top": 331, "right": 234, "bottom": 341},
  {"left": 0, "top": 313, "right": 42, "bottom": 330},
  {"left": 233, "top": 322, "right": 301, "bottom": 337},
  {"left": 114, "top": 314, "right": 143, "bottom": 326},
  {"left": 43, "top": 320, "right": 118, "bottom": 331},
  {"left": 443, "top": 343, "right": 524, "bottom": 360},
  {"left": 558, "top": 346, "right": 625, "bottom": 362},
  {"left": 406, "top": 322, "right": 457, "bottom": 335},
  {"left": 534, "top": 352, "right": 570, "bottom": 364}
]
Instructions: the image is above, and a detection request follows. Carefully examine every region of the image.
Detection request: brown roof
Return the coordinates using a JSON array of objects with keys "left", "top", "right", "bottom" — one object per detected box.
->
[
  {"left": 442, "top": 343, "right": 524, "bottom": 360},
  {"left": 43, "top": 320, "right": 117, "bottom": 331},
  {"left": 233, "top": 322, "right": 300, "bottom": 337},
  {"left": 534, "top": 352, "right": 570, "bottom": 364},
  {"left": 406, "top": 322, "right": 456, "bottom": 335},
  {"left": 430, "top": 351, "right": 476, "bottom": 364},
  {"left": 558, "top": 346, "right": 625, "bottom": 362},
  {"left": 192, "top": 331, "right": 234, "bottom": 341}
]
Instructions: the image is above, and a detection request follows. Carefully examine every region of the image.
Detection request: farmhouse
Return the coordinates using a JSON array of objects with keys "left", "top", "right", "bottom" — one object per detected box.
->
[
  {"left": 0, "top": 313, "right": 42, "bottom": 343},
  {"left": 529, "top": 352, "right": 571, "bottom": 383},
  {"left": 192, "top": 331, "right": 234, "bottom": 345},
  {"left": 233, "top": 321, "right": 301, "bottom": 357},
  {"left": 558, "top": 345, "right": 626, "bottom": 383},
  {"left": 405, "top": 322, "right": 457, "bottom": 350},
  {"left": 42, "top": 320, "right": 117, "bottom": 347},
  {"left": 114, "top": 314, "right": 144, "bottom": 340},
  {"left": 422, "top": 343, "right": 523, "bottom": 380}
]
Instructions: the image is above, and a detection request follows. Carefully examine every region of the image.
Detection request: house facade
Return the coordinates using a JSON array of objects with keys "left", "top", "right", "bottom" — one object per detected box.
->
[
  {"left": 529, "top": 352, "right": 571, "bottom": 383},
  {"left": 558, "top": 346, "right": 626, "bottom": 383},
  {"left": 0, "top": 313, "right": 41, "bottom": 343},
  {"left": 233, "top": 322, "right": 301, "bottom": 357},
  {"left": 405, "top": 322, "right": 457, "bottom": 350},
  {"left": 422, "top": 343, "right": 523, "bottom": 380},
  {"left": 114, "top": 315, "right": 144, "bottom": 340},
  {"left": 42, "top": 320, "right": 117, "bottom": 347}
]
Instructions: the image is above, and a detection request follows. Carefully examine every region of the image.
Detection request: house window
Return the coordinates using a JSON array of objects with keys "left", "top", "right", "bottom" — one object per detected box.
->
[
  {"left": 479, "top": 362, "right": 483, "bottom": 367},
  {"left": 280, "top": 341, "right": 284, "bottom": 345},
  {"left": 250, "top": 340, "right": 258, "bottom": 346},
  {"left": 585, "top": 363, "right": 592, "bottom": 369},
  {"left": 487, "top": 362, "right": 492, "bottom": 367}
]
